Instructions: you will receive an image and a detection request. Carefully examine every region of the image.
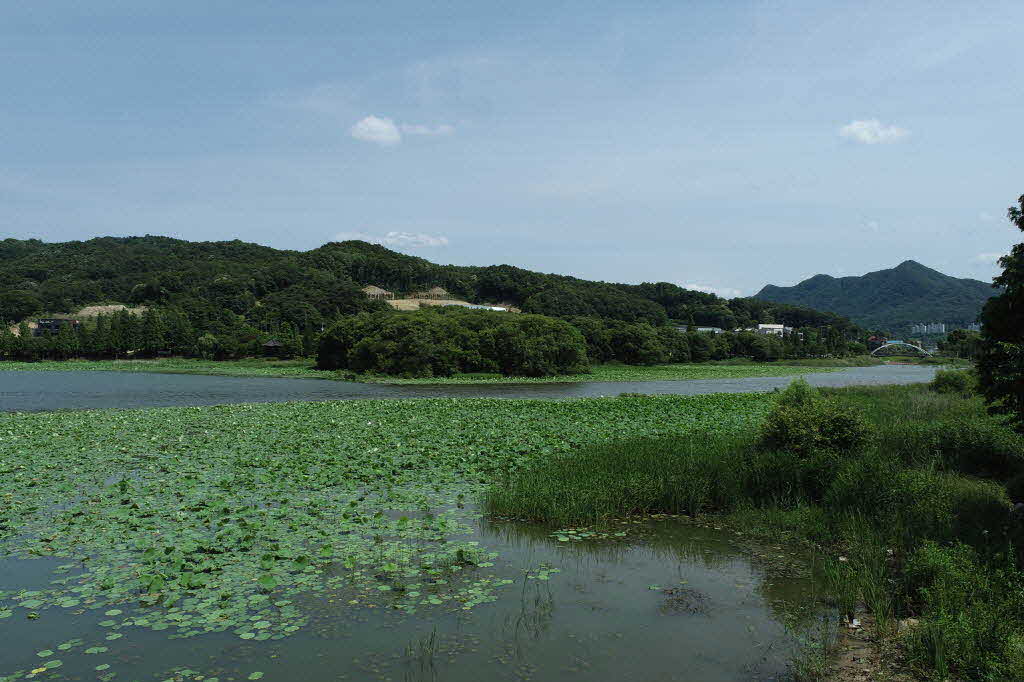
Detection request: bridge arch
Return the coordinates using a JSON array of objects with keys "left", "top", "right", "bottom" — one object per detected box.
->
[{"left": 870, "top": 341, "right": 933, "bottom": 357}]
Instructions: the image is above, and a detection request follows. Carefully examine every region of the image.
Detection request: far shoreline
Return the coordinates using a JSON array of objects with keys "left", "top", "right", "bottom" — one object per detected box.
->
[{"left": 0, "top": 355, "right": 964, "bottom": 385}]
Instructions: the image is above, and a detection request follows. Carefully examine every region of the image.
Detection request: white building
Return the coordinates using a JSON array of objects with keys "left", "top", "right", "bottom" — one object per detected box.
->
[{"left": 739, "top": 323, "right": 793, "bottom": 337}]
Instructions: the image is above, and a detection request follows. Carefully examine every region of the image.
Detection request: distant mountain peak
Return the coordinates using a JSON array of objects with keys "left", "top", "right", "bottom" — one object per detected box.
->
[
  {"left": 755, "top": 261, "right": 996, "bottom": 332},
  {"left": 893, "top": 259, "right": 930, "bottom": 271}
]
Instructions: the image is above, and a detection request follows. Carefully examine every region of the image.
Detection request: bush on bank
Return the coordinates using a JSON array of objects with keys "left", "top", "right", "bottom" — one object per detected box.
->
[
  {"left": 930, "top": 368, "right": 975, "bottom": 395},
  {"left": 758, "top": 379, "right": 871, "bottom": 459}
]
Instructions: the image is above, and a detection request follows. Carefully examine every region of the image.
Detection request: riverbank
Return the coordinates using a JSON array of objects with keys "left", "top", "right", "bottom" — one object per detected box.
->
[
  {"left": 0, "top": 357, "right": 330, "bottom": 379},
  {"left": 0, "top": 358, "right": 850, "bottom": 383},
  {"left": 361, "top": 362, "right": 841, "bottom": 384}
]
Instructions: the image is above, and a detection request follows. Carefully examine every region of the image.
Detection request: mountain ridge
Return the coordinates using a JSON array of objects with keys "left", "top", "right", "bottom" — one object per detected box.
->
[
  {"left": 755, "top": 260, "right": 998, "bottom": 332},
  {"left": 0, "top": 235, "right": 858, "bottom": 335}
]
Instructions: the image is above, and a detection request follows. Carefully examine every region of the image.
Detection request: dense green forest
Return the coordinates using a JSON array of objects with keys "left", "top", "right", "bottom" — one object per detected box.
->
[
  {"left": 316, "top": 306, "right": 858, "bottom": 377},
  {"left": 0, "top": 235, "right": 863, "bottom": 366},
  {"left": 756, "top": 259, "right": 998, "bottom": 333}
]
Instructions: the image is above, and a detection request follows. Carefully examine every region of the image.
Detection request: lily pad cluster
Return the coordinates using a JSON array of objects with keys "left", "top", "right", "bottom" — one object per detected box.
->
[{"left": 0, "top": 393, "right": 772, "bottom": 678}]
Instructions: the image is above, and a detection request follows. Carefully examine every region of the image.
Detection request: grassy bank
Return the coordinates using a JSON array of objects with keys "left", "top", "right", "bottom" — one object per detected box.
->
[
  {"left": 0, "top": 357, "right": 845, "bottom": 383},
  {"left": 877, "top": 355, "right": 972, "bottom": 367},
  {"left": 0, "top": 357, "right": 332, "bottom": 379},
  {"left": 485, "top": 381, "right": 1024, "bottom": 680},
  {"left": 709, "top": 355, "right": 884, "bottom": 368},
  {"left": 361, "top": 361, "right": 840, "bottom": 384}
]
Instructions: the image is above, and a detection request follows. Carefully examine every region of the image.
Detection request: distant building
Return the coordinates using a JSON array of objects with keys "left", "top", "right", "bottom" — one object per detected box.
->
[
  {"left": 411, "top": 286, "right": 451, "bottom": 300},
  {"left": 361, "top": 285, "right": 394, "bottom": 301},
  {"left": 739, "top": 323, "right": 793, "bottom": 337},
  {"left": 33, "top": 319, "right": 80, "bottom": 337},
  {"left": 262, "top": 339, "right": 284, "bottom": 357},
  {"left": 694, "top": 326, "right": 725, "bottom": 334},
  {"left": 465, "top": 304, "right": 509, "bottom": 312},
  {"left": 965, "top": 322, "right": 982, "bottom": 332},
  {"left": 910, "top": 322, "right": 947, "bottom": 335}
]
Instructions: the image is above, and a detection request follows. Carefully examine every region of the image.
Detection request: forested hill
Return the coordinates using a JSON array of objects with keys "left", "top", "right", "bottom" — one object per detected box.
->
[
  {"left": 0, "top": 235, "right": 854, "bottom": 334},
  {"left": 755, "top": 260, "right": 998, "bottom": 333}
]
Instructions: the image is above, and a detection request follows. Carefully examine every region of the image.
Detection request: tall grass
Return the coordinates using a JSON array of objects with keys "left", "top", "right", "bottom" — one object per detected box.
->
[
  {"left": 485, "top": 380, "right": 1024, "bottom": 680},
  {"left": 485, "top": 434, "right": 749, "bottom": 525}
]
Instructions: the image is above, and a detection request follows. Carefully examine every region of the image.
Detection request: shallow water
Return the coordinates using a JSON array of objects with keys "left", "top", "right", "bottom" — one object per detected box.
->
[
  {"left": 0, "top": 364, "right": 937, "bottom": 412},
  {"left": 0, "top": 518, "right": 823, "bottom": 681}
]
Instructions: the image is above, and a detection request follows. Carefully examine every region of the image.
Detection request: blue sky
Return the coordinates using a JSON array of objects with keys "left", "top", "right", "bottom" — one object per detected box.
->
[{"left": 2, "top": 1, "right": 1022, "bottom": 296}]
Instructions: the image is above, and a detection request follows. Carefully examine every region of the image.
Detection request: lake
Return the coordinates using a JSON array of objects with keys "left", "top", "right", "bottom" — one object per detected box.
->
[
  {"left": 0, "top": 364, "right": 938, "bottom": 412},
  {"left": 0, "top": 514, "right": 824, "bottom": 682},
  {"left": 1, "top": 364, "right": 931, "bottom": 681}
]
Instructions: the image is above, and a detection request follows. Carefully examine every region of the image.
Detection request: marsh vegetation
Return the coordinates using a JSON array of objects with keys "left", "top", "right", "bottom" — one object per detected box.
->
[{"left": 488, "top": 377, "right": 1024, "bottom": 680}]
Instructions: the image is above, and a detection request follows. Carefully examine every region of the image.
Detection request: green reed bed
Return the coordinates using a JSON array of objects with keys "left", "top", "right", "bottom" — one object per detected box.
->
[{"left": 485, "top": 379, "right": 1024, "bottom": 680}]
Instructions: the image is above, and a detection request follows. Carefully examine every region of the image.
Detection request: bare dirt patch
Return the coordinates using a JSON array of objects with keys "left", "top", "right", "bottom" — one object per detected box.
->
[
  {"left": 387, "top": 298, "right": 474, "bottom": 310},
  {"left": 74, "top": 304, "right": 147, "bottom": 317},
  {"left": 826, "top": 615, "right": 914, "bottom": 682}
]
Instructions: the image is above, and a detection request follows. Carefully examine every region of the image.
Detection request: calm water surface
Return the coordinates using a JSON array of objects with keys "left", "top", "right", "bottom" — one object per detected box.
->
[
  {"left": 0, "top": 517, "right": 822, "bottom": 682},
  {"left": 0, "top": 364, "right": 937, "bottom": 412}
]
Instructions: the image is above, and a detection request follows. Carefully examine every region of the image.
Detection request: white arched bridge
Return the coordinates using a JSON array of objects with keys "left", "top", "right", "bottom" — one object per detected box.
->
[{"left": 870, "top": 341, "right": 933, "bottom": 357}]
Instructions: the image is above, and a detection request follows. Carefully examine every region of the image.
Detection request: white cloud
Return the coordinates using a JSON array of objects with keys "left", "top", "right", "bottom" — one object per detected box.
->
[
  {"left": 679, "top": 282, "right": 744, "bottom": 299},
  {"left": 839, "top": 119, "right": 910, "bottom": 144},
  {"left": 335, "top": 230, "right": 450, "bottom": 248},
  {"left": 349, "top": 117, "right": 455, "bottom": 146},
  {"left": 400, "top": 123, "right": 455, "bottom": 136},
  {"left": 971, "top": 252, "right": 1005, "bottom": 264},
  {"left": 349, "top": 116, "right": 402, "bottom": 146}
]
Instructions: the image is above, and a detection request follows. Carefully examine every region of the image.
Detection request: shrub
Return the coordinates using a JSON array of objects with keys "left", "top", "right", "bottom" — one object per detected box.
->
[
  {"left": 891, "top": 470, "right": 1009, "bottom": 549},
  {"left": 1006, "top": 472, "right": 1024, "bottom": 503},
  {"left": 823, "top": 452, "right": 902, "bottom": 516},
  {"left": 902, "top": 542, "right": 1024, "bottom": 680},
  {"left": 879, "top": 417, "right": 1024, "bottom": 479},
  {"left": 741, "top": 448, "right": 812, "bottom": 505},
  {"left": 758, "top": 379, "right": 871, "bottom": 457},
  {"left": 930, "top": 369, "right": 974, "bottom": 395}
]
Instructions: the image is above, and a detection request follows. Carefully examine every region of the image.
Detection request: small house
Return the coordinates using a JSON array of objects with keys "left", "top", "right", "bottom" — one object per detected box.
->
[
  {"left": 361, "top": 285, "right": 395, "bottom": 301},
  {"left": 33, "top": 318, "right": 80, "bottom": 337},
  {"left": 412, "top": 286, "right": 450, "bottom": 300},
  {"left": 262, "top": 339, "right": 284, "bottom": 357}
]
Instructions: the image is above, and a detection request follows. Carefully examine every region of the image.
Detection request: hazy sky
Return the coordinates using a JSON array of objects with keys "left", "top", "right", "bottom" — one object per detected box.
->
[{"left": 3, "top": 1, "right": 1022, "bottom": 297}]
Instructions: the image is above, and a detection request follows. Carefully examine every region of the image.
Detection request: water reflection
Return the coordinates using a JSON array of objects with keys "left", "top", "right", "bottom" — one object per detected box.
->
[
  {"left": 1, "top": 365, "right": 937, "bottom": 412},
  {"left": 1, "top": 516, "right": 824, "bottom": 681}
]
